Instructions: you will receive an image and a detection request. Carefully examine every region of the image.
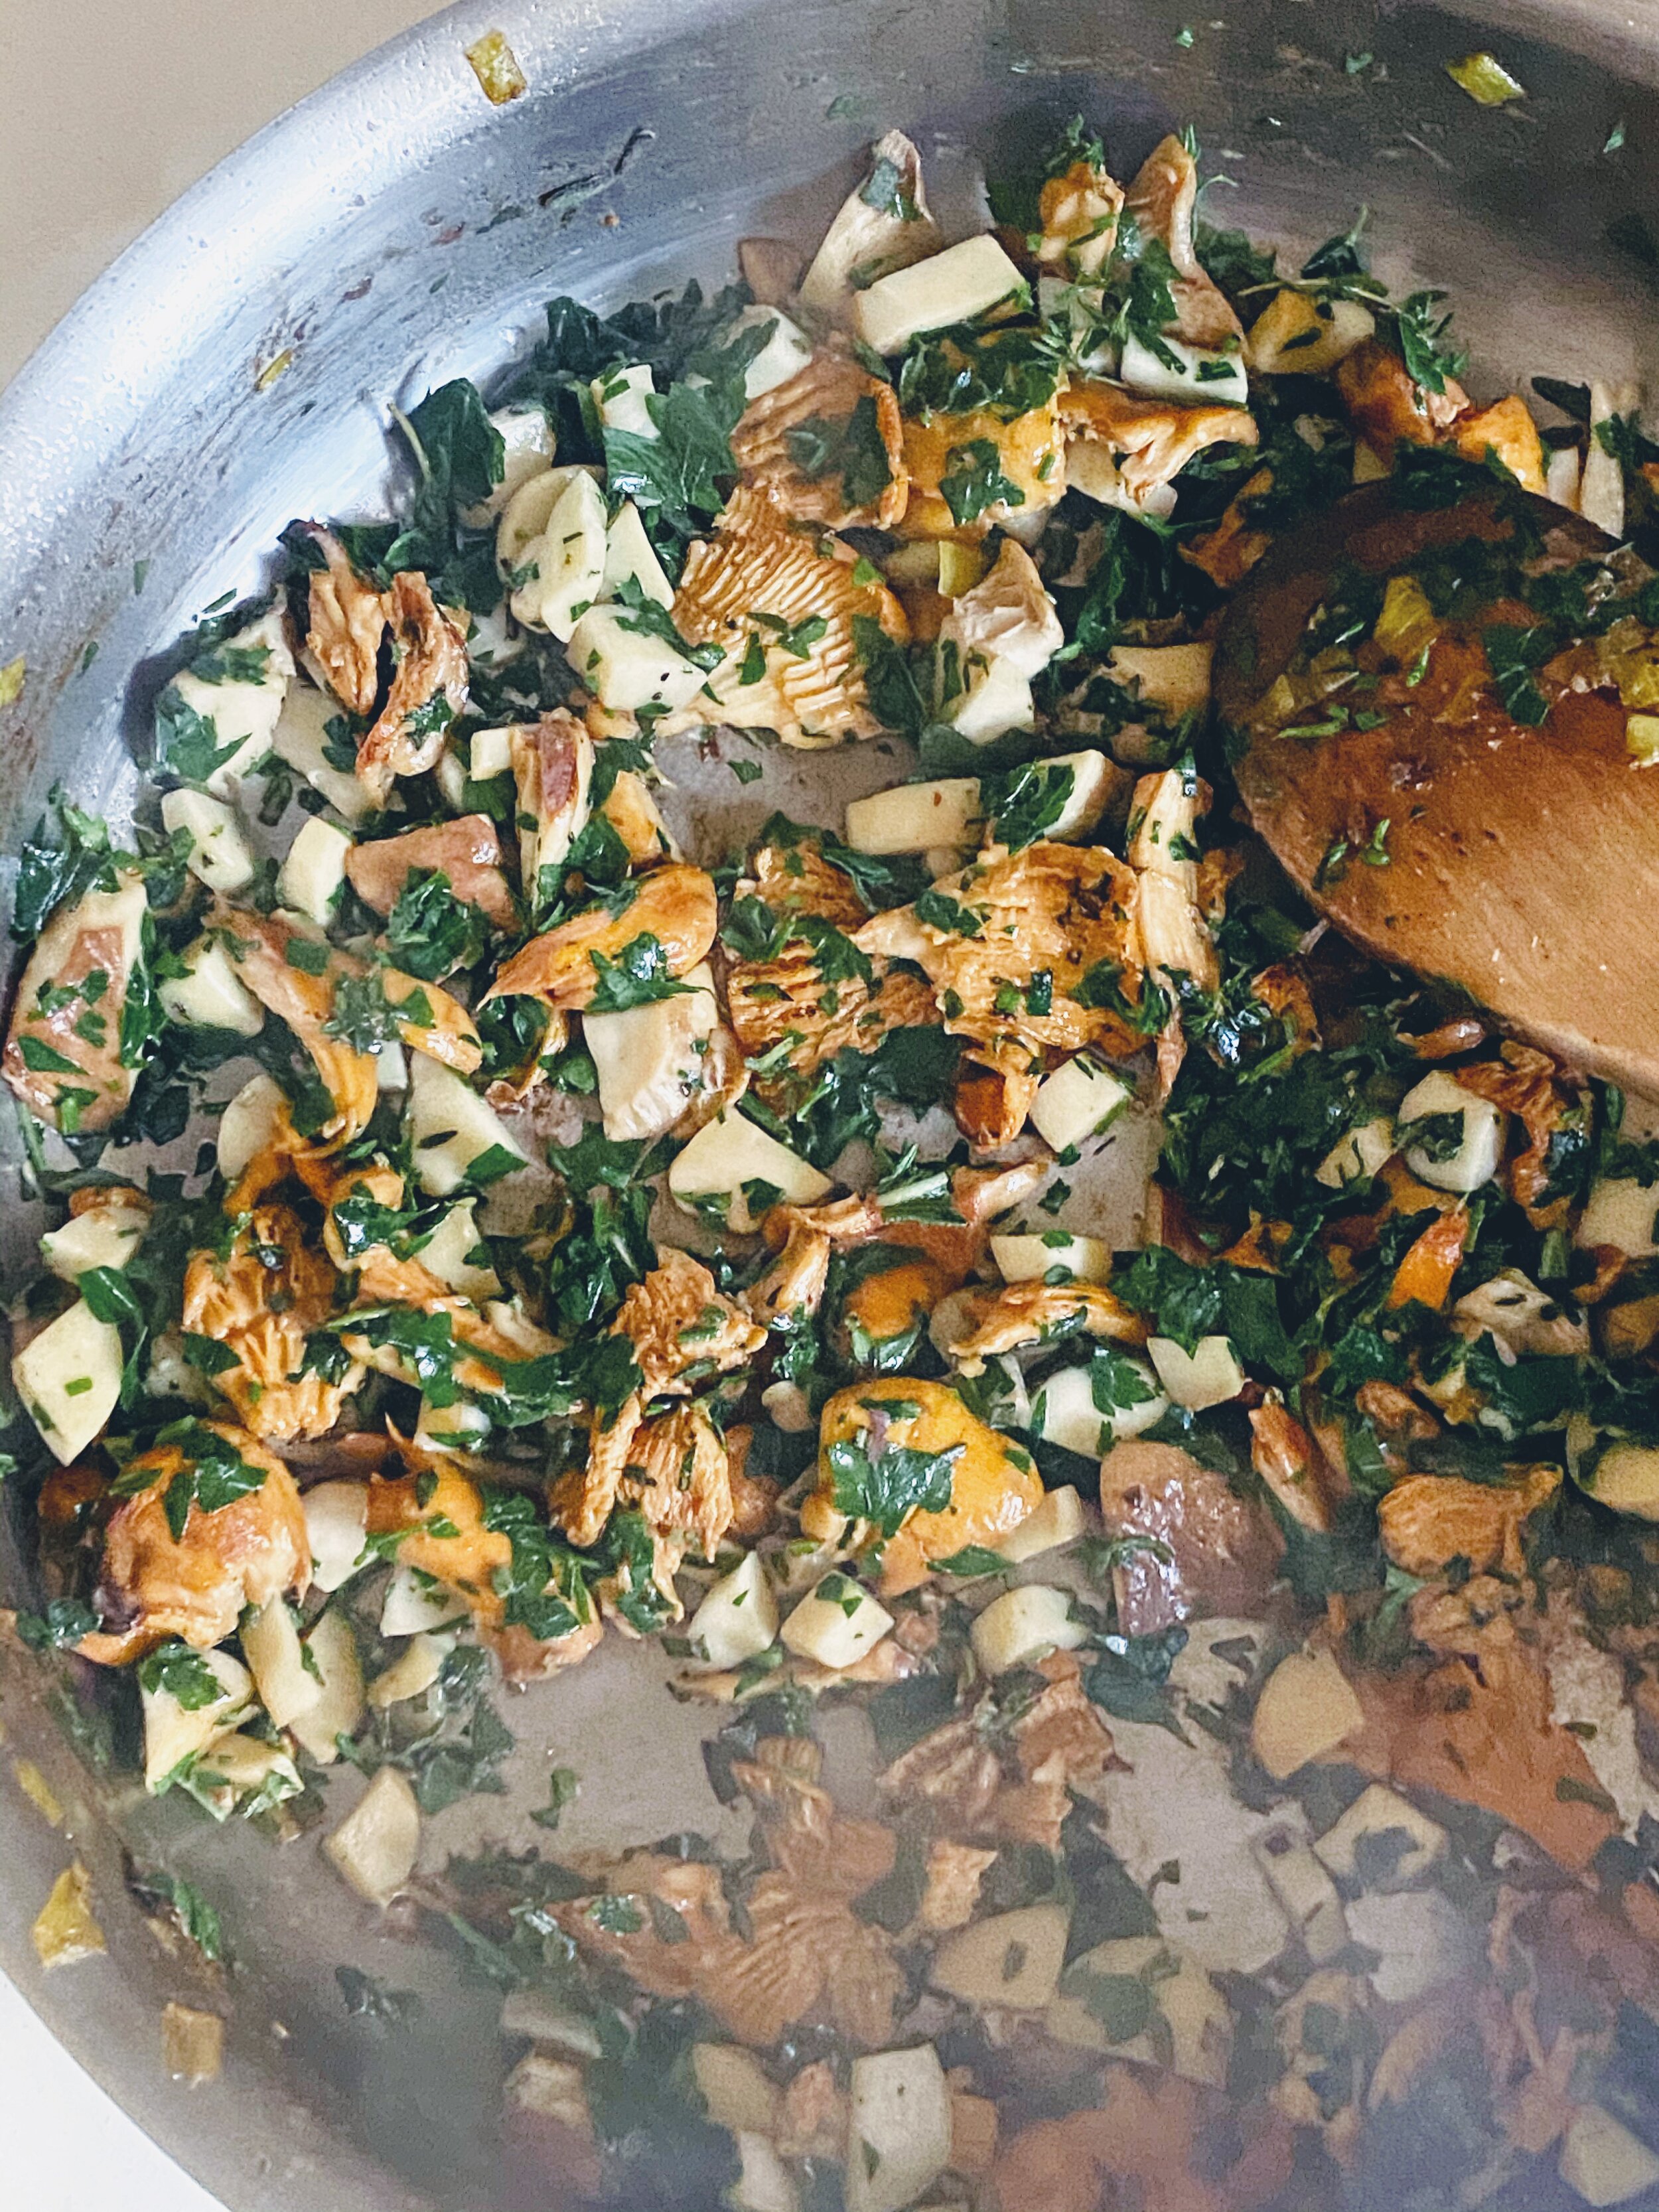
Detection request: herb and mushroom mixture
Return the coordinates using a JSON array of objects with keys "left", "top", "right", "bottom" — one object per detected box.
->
[{"left": 12, "top": 113, "right": 1659, "bottom": 2212}]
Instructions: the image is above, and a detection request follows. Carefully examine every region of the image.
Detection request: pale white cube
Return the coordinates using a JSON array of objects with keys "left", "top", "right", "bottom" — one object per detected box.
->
[
  {"left": 1031, "top": 1057, "right": 1133, "bottom": 1155},
  {"left": 14, "top": 1298, "right": 125, "bottom": 1465},
  {"left": 159, "top": 936, "right": 265, "bottom": 1037},
  {"left": 853, "top": 236, "right": 1025, "bottom": 356},
  {"left": 668, "top": 1109, "right": 831, "bottom": 1233},
  {"left": 566, "top": 603, "right": 710, "bottom": 714},
  {"left": 780, "top": 1574, "right": 893, "bottom": 1670},
  {"left": 276, "top": 816, "right": 352, "bottom": 926},
  {"left": 161, "top": 787, "right": 255, "bottom": 894},
  {"left": 971, "top": 1584, "right": 1088, "bottom": 1673},
  {"left": 1147, "top": 1334, "right": 1246, "bottom": 1411}
]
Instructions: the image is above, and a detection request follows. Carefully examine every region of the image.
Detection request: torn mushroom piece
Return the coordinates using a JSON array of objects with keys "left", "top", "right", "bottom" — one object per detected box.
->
[
  {"left": 3, "top": 871, "right": 149, "bottom": 1136},
  {"left": 1060, "top": 379, "right": 1260, "bottom": 520},
  {"left": 1333, "top": 337, "right": 1469, "bottom": 463},
  {"left": 484, "top": 862, "right": 718, "bottom": 1012},
  {"left": 667, "top": 487, "right": 910, "bottom": 748},
  {"left": 182, "top": 1203, "right": 360, "bottom": 1441},
  {"left": 211, "top": 899, "right": 482, "bottom": 1086},
  {"left": 1037, "top": 152, "right": 1124, "bottom": 280},
  {"left": 342, "top": 814, "right": 518, "bottom": 935},
  {"left": 205, "top": 901, "right": 379, "bottom": 1144},
  {"left": 936, "top": 538, "right": 1064, "bottom": 680},
  {"left": 1125, "top": 763, "right": 1222, "bottom": 1097},
  {"left": 899, "top": 388, "right": 1066, "bottom": 542},
  {"left": 1123, "top": 135, "right": 1245, "bottom": 350},
  {"left": 302, "top": 524, "right": 389, "bottom": 715},
  {"left": 550, "top": 1250, "right": 767, "bottom": 1550},
  {"left": 731, "top": 346, "right": 908, "bottom": 530},
  {"left": 894, "top": 841, "right": 1149, "bottom": 1142},
  {"left": 76, "top": 1425, "right": 309, "bottom": 1665},
  {"left": 807, "top": 1377, "right": 1043, "bottom": 1595},
  {"left": 947, "top": 1279, "right": 1147, "bottom": 1376},
  {"left": 797, "top": 130, "right": 943, "bottom": 325},
  {"left": 725, "top": 896, "right": 936, "bottom": 1104},
  {"left": 508, "top": 708, "right": 594, "bottom": 904},
  {"left": 354, "top": 572, "right": 470, "bottom": 809}
]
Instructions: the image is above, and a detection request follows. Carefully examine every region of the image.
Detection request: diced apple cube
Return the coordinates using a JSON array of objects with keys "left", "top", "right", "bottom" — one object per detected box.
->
[
  {"left": 286, "top": 1610, "right": 366, "bottom": 1766},
  {"left": 1106, "top": 642, "right": 1214, "bottom": 719},
  {"left": 566, "top": 603, "right": 710, "bottom": 714},
  {"left": 1252, "top": 1649, "right": 1364, "bottom": 1780},
  {"left": 970, "top": 1584, "right": 1088, "bottom": 1674},
  {"left": 368, "top": 1631, "right": 452, "bottom": 1710},
  {"left": 1559, "top": 2106, "right": 1659, "bottom": 2207},
  {"left": 217, "top": 1072, "right": 288, "bottom": 1182},
  {"left": 991, "top": 1232, "right": 1112, "bottom": 1284},
  {"left": 1035, "top": 750, "right": 1125, "bottom": 842},
  {"left": 853, "top": 236, "right": 1026, "bottom": 356},
  {"left": 601, "top": 499, "right": 675, "bottom": 610},
  {"left": 996, "top": 1484, "right": 1087, "bottom": 1564},
  {"left": 592, "top": 362, "right": 658, "bottom": 440},
  {"left": 931, "top": 1903, "right": 1070, "bottom": 2010},
  {"left": 13, "top": 1298, "right": 125, "bottom": 1465},
  {"left": 512, "top": 470, "right": 609, "bottom": 640},
  {"left": 1120, "top": 332, "right": 1249, "bottom": 407},
  {"left": 303, "top": 1480, "right": 371, "bottom": 1594},
  {"left": 1147, "top": 1334, "right": 1246, "bottom": 1411},
  {"left": 845, "top": 2044, "right": 953, "bottom": 2212},
  {"left": 668, "top": 1109, "right": 831, "bottom": 1233},
  {"left": 163, "top": 607, "right": 295, "bottom": 795},
  {"left": 159, "top": 935, "right": 265, "bottom": 1036},
  {"left": 240, "top": 1598, "right": 323, "bottom": 1730},
  {"left": 161, "top": 788, "right": 255, "bottom": 894},
  {"left": 269, "top": 681, "right": 374, "bottom": 824},
  {"left": 40, "top": 1202, "right": 149, "bottom": 1282},
  {"left": 414, "top": 1199, "right": 501, "bottom": 1300},
  {"left": 407, "top": 1053, "right": 530, "bottom": 1196},
  {"left": 1315, "top": 1116, "right": 1396, "bottom": 1189},
  {"left": 1313, "top": 1783, "right": 1446, "bottom": 1886},
  {"left": 141, "top": 1648, "right": 253, "bottom": 1792},
  {"left": 1397, "top": 1070, "right": 1504, "bottom": 1195},
  {"left": 949, "top": 657, "right": 1035, "bottom": 746},
  {"left": 1246, "top": 289, "right": 1375, "bottom": 376},
  {"left": 325, "top": 1765, "right": 421, "bottom": 1905},
  {"left": 1578, "top": 1176, "right": 1659, "bottom": 1257},
  {"left": 276, "top": 816, "right": 352, "bottom": 926},
  {"left": 844, "top": 778, "right": 983, "bottom": 857},
  {"left": 380, "top": 1563, "right": 470, "bottom": 1637},
  {"left": 1030, "top": 1057, "right": 1133, "bottom": 1155},
  {"left": 1251, "top": 1819, "right": 1348, "bottom": 1962},
  {"left": 1033, "top": 1360, "right": 1167, "bottom": 1455},
  {"left": 780, "top": 1573, "right": 893, "bottom": 1671},
  {"left": 687, "top": 1548, "right": 780, "bottom": 1672}
]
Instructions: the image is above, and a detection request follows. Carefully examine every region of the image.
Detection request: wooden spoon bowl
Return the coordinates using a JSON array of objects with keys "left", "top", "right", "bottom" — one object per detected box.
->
[{"left": 1212, "top": 482, "right": 1659, "bottom": 1096}]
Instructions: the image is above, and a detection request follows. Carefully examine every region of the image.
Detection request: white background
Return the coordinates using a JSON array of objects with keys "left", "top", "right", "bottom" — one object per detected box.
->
[{"left": 0, "top": 5, "right": 441, "bottom": 2200}]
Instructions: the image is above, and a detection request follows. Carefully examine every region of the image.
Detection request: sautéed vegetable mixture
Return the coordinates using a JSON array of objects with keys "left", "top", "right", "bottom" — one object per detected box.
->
[{"left": 11, "top": 114, "right": 1659, "bottom": 2212}]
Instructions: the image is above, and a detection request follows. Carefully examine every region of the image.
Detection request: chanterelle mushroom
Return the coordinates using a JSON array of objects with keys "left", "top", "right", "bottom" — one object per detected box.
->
[
  {"left": 77, "top": 1424, "right": 309, "bottom": 1664},
  {"left": 1060, "top": 380, "right": 1259, "bottom": 519},
  {"left": 1123, "top": 133, "right": 1244, "bottom": 350},
  {"left": 3, "top": 871, "right": 149, "bottom": 1135},
  {"left": 797, "top": 131, "right": 943, "bottom": 325},
  {"left": 355, "top": 573, "right": 470, "bottom": 808}
]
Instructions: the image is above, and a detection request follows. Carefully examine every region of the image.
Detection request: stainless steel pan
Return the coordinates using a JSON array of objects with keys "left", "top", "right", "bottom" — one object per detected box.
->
[{"left": 5, "top": 2, "right": 1659, "bottom": 2203}]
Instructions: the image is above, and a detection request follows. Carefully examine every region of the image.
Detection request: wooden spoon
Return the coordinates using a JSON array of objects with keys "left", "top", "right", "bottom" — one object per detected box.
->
[{"left": 1212, "top": 482, "right": 1659, "bottom": 1097}]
